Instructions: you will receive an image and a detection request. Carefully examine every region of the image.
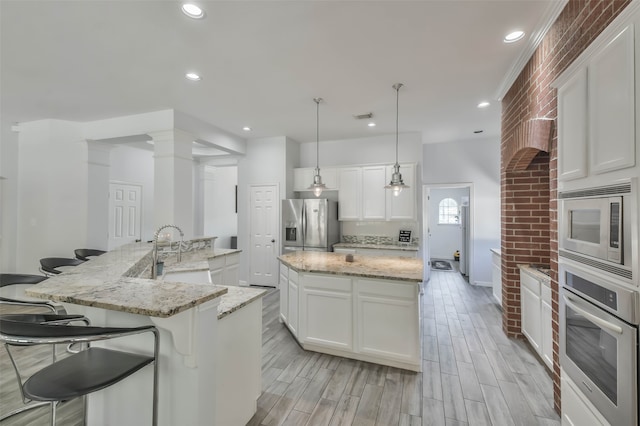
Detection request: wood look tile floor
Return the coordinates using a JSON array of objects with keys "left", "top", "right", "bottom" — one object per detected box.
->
[{"left": 1, "top": 270, "right": 560, "bottom": 425}]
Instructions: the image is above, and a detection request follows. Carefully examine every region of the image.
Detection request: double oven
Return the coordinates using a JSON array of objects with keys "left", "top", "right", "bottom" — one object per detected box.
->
[{"left": 559, "top": 180, "right": 638, "bottom": 426}]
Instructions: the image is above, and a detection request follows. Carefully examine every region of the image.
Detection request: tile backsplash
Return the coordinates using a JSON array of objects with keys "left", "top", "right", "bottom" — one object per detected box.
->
[{"left": 341, "top": 221, "right": 419, "bottom": 245}]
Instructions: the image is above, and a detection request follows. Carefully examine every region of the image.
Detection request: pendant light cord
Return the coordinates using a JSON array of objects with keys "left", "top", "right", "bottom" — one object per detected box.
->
[
  {"left": 395, "top": 85, "right": 399, "bottom": 165},
  {"left": 316, "top": 98, "right": 320, "bottom": 169}
]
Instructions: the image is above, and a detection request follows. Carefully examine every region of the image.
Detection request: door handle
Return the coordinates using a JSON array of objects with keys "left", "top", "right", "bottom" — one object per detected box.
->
[
  {"left": 563, "top": 294, "right": 623, "bottom": 335},
  {"left": 271, "top": 239, "right": 275, "bottom": 243}
]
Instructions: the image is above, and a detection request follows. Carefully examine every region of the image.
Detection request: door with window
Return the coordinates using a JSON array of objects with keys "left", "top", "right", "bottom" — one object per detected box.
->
[{"left": 249, "top": 184, "right": 278, "bottom": 286}]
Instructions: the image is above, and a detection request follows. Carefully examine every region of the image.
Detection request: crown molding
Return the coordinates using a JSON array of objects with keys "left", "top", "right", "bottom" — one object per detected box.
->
[{"left": 495, "top": 0, "right": 569, "bottom": 101}]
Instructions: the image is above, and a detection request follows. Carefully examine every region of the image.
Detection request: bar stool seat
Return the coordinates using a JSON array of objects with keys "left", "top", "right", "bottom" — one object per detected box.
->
[
  {"left": 0, "top": 273, "right": 65, "bottom": 314},
  {"left": 0, "top": 318, "right": 159, "bottom": 425},
  {"left": 39, "top": 257, "right": 84, "bottom": 276},
  {"left": 74, "top": 249, "right": 106, "bottom": 261}
]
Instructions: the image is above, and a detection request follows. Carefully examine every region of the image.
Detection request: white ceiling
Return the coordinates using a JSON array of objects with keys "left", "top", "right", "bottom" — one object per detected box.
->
[{"left": 1, "top": 1, "right": 563, "bottom": 148}]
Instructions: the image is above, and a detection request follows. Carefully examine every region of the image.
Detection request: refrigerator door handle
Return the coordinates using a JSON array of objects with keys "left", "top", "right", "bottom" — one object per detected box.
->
[{"left": 302, "top": 207, "right": 307, "bottom": 249}]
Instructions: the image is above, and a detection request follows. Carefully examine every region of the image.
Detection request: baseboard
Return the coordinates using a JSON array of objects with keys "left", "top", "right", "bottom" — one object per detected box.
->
[{"left": 474, "top": 280, "right": 492, "bottom": 287}]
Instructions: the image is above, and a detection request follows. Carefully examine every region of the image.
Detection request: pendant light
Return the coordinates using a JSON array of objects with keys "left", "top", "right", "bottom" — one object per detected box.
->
[
  {"left": 308, "top": 97, "right": 326, "bottom": 197},
  {"left": 385, "top": 83, "right": 409, "bottom": 197}
]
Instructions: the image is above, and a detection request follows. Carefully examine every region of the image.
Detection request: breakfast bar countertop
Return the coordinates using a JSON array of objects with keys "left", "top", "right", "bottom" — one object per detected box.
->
[
  {"left": 279, "top": 251, "right": 423, "bottom": 282},
  {"left": 333, "top": 242, "right": 419, "bottom": 251},
  {"left": 26, "top": 242, "right": 230, "bottom": 318}
]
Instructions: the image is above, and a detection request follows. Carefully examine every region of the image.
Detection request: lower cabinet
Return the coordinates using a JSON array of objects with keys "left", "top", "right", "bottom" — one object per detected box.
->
[
  {"left": 287, "top": 269, "right": 299, "bottom": 337},
  {"left": 491, "top": 250, "right": 502, "bottom": 305},
  {"left": 355, "top": 278, "right": 420, "bottom": 363},
  {"left": 209, "top": 253, "right": 240, "bottom": 285},
  {"left": 299, "top": 274, "right": 352, "bottom": 350},
  {"left": 279, "top": 263, "right": 288, "bottom": 323},
  {"left": 520, "top": 267, "right": 553, "bottom": 370},
  {"left": 280, "top": 262, "right": 421, "bottom": 371}
]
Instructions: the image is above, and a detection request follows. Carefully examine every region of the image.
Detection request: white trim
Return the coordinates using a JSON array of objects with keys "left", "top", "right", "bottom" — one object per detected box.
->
[
  {"left": 552, "top": 0, "right": 640, "bottom": 89},
  {"left": 496, "top": 0, "right": 568, "bottom": 101}
]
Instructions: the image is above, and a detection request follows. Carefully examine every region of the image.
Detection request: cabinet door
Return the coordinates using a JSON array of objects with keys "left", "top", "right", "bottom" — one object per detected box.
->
[
  {"left": 209, "top": 268, "right": 224, "bottom": 285},
  {"left": 322, "top": 167, "right": 338, "bottom": 190},
  {"left": 362, "top": 166, "right": 386, "bottom": 220},
  {"left": 293, "top": 168, "right": 315, "bottom": 192},
  {"left": 589, "top": 24, "right": 635, "bottom": 175},
  {"left": 287, "top": 270, "right": 299, "bottom": 336},
  {"left": 223, "top": 263, "right": 239, "bottom": 285},
  {"left": 492, "top": 262, "right": 502, "bottom": 305},
  {"left": 541, "top": 297, "right": 553, "bottom": 370},
  {"left": 561, "top": 374, "right": 608, "bottom": 426},
  {"left": 300, "top": 274, "right": 352, "bottom": 350},
  {"left": 558, "top": 68, "right": 588, "bottom": 181},
  {"left": 279, "top": 264, "right": 288, "bottom": 323},
  {"left": 520, "top": 274, "right": 541, "bottom": 352},
  {"left": 338, "top": 168, "right": 362, "bottom": 220},
  {"left": 386, "top": 163, "right": 416, "bottom": 220},
  {"left": 355, "top": 278, "right": 420, "bottom": 363}
]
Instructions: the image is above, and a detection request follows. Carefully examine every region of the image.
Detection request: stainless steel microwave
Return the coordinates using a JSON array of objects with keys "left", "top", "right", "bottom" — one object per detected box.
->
[{"left": 559, "top": 180, "right": 636, "bottom": 281}]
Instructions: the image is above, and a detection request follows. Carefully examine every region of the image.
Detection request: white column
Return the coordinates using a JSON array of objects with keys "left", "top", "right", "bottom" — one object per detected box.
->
[
  {"left": 86, "top": 141, "right": 112, "bottom": 250},
  {"left": 149, "top": 130, "right": 194, "bottom": 238}
]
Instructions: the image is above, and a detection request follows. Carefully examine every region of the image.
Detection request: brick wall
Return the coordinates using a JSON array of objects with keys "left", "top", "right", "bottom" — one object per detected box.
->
[{"left": 500, "top": 0, "right": 630, "bottom": 413}]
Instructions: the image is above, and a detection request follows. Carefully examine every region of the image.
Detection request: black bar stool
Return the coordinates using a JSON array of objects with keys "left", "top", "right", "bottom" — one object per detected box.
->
[
  {"left": 39, "top": 257, "right": 84, "bottom": 276},
  {"left": 0, "top": 273, "right": 66, "bottom": 314},
  {"left": 0, "top": 317, "right": 159, "bottom": 425},
  {"left": 74, "top": 249, "right": 106, "bottom": 261}
]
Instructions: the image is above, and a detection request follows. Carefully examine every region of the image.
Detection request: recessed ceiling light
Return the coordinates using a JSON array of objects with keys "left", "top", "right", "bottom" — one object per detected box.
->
[
  {"left": 504, "top": 30, "right": 525, "bottom": 43},
  {"left": 368, "top": 122, "right": 376, "bottom": 127},
  {"left": 181, "top": 3, "right": 205, "bottom": 19},
  {"left": 185, "top": 72, "right": 201, "bottom": 81},
  {"left": 242, "top": 126, "right": 252, "bottom": 131},
  {"left": 477, "top": 101, "right": 490, "bottom": 108}
]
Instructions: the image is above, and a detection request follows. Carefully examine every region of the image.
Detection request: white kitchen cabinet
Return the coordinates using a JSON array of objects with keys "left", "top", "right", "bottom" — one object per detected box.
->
[
  {"left": 520, "top": 270, "right": 542, "bottom": 353},
  {"left": 588, "top": 24, "right": 635, "bottom": 175},
  {"left": 287, "top": 269, "right": 299, "bottom": 337},
  {"left": 279, "top": 263, "right": 288, "bottom": 323},
  {"left": 299, "top": 273, "right": 352, "bottom": 350},
  {"left": 541, "top": 284, "right": 553, "bottom": 370},
  {"left": 338, "top": 167, "right": 362, "bottom": 220},
  {"left": 293, "top": 167, "right": 338, "bottom": 192},
  {"left": 208, "top": 252, "right": 240, "bottom": 285},
  {"left": 491, "top": 249, "right": 502, "bottom": 305},
  {"left": 386, "top": 163, "right": 416, "bottom": 220},
  {"left": 361, "top": 165, "right": 387, "bottom": 220},
  {"left": 557, "top": 68, "right": 588, "bottom": 182},
  {"left": 561, "top": 370, "right": 610, "bottom": 426},
  {"left": 355, "top": 278, "right": 420, "bottom": 364},
  {"left": 555, "top": 22, "right": 637, "bottom": 187},
  {"left": 520, "top": 267, "right": 553, "bottom": 369}
]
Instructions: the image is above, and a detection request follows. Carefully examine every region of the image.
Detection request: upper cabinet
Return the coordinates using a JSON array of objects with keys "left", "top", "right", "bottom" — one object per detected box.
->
[
  {"left": 361, "top": 166, "right": 387, "bottom": 220},
  {"left": 338, "top": 167, "right": 362, "bottom": 220},
  {"left": 386, "top": 163, "right": 416, "bottom": 220},
  {"left": 556, "top": 22, "right": 638, "bottom": 188}
]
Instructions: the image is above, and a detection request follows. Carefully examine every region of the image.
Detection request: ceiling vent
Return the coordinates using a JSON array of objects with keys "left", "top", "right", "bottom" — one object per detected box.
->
[{"left": 353, "top": 112, "right": 373, "bottom": 120}]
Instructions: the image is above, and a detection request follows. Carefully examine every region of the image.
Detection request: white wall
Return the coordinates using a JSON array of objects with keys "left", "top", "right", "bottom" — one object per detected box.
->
[
  {"left": 110, "top": 145, "right": 155, "bottom": 243},
  {"left": 237, "top": 136, "right": 291, "bottom": 285},
  {"left": 17, "top": 120, "right": 89, "bottom": 273},
  {"left": 203, "top": 165, "right": 238, "bottom": 248},
  {"left": 428, "top": 187, "right": 468, "bottom": 259},
  {"left": 423, "top": 137, "right": 500, "bottom": 285}
]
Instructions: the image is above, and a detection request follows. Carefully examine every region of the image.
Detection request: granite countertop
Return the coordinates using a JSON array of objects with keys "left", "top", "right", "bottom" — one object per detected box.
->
[
  {"left": 26, "top": 242, "right": 231, "bottom": 318},
  {"left": 279, "top": 251, "right": 423, "bottom": 282},
  {"left": 217, "top": 285, "right": 268, "bottom": 320},
  {"left": 519, "top": 264, "right": 552, "bottom": 284},
  {"left": 334, "top": 242, "right": 419, "bottom": 252},
  {"left": 163, "top": 248, "right": 242, "bottom": 274}
]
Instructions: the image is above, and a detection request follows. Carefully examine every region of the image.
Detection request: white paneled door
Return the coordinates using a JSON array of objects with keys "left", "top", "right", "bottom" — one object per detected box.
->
[
  {"left": 108, "top": 182, "right": 142, "bottom": 250},
  {"left": 249, "top": 184, "right": 278, "bottom": 286}
]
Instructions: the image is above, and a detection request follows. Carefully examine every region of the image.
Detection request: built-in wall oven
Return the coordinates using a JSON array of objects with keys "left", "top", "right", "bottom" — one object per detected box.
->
[{"left": 559, "top": 262, "right": 639, "bottom": 426}]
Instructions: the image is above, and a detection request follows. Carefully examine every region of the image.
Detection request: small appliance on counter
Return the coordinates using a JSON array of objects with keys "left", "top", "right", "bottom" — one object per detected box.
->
[{"left": 282, "top": 199, "right": 339, "bottom": 253}]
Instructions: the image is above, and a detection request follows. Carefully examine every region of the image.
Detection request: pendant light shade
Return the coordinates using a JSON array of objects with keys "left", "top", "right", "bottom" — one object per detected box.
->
[
  {"left": 308, "top": 97, "right": 326, "bottom": 197},
  {"left": 385, "top": 83, "right": 409, "bottom": 196}
]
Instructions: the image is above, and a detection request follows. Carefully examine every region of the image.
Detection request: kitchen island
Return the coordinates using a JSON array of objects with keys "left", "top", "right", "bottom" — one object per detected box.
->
[
  {"left": 26, "top": 242, "right": 264, "bottom": 426},
  {"left": 279, "top": 251, "right": 423, "bottom": 371}
]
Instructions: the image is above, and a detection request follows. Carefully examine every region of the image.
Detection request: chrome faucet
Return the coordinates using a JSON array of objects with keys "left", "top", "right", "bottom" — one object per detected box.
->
[{"left": 151, "top": 224, "right": 184, "bottom": 279}]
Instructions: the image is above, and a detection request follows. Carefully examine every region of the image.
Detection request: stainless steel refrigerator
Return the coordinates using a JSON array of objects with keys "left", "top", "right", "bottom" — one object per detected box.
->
[{"left": 282, "top": 199, "right": 339, "bottom": 253}]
